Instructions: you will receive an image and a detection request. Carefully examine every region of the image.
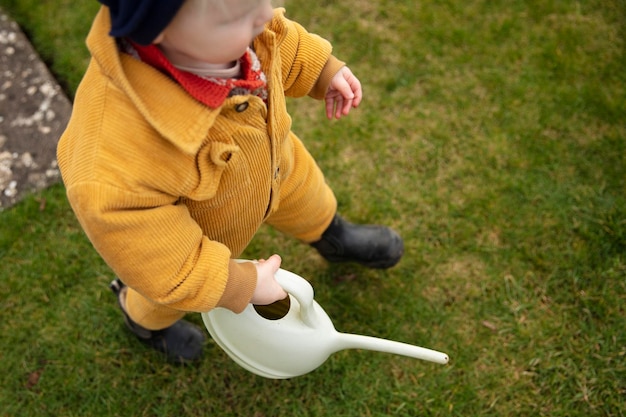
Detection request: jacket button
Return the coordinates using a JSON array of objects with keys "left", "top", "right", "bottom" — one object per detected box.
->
[{"left": 235, "top": 102, "right": 249, "bottom": 112}]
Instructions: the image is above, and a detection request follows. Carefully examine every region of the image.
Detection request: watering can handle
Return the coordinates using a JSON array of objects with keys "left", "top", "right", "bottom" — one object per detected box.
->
[
  {"left": 274, "top": 268, "right": 319, "bottom": 328},
  {"left": 233, "top": 260, "right": 320, "bottom": 328}
]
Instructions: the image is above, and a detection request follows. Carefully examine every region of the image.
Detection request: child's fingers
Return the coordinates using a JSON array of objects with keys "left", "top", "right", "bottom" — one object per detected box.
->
[
  {"left": 341, "top": 97, "right": 353, "bottom": 116},
  {"left": 325, "top": 97, "right": 335, "bottom": 119}
]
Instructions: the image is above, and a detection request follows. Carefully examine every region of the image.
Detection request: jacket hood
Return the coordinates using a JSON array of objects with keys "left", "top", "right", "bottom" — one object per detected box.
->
[{"left": 87, "top": 7, "right": 221, "bottom": 155}]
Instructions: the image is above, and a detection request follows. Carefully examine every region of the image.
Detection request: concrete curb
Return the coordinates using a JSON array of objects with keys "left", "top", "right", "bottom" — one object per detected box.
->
[{"left": 0, "top": 9, "right": 71, "bottom": 209}]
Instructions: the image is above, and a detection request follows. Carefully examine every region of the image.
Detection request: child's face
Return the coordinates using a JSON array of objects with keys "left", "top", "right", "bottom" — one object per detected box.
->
[{"left": 155, "top": 0, "right": 274, "bottom": 68}]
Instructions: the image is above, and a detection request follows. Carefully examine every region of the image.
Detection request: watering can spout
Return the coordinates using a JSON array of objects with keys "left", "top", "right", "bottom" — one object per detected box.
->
[{"left": 335, "top": 333, "right": 449, "bottom": 365}]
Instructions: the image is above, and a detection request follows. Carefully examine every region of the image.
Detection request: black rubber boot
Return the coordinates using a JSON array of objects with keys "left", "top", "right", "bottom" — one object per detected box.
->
[
  {"left": 310, "top": 215, "right": 404, "bottom": 269},
  {"left": 110, "top": 279, "right": 205, "bottom": 365}
]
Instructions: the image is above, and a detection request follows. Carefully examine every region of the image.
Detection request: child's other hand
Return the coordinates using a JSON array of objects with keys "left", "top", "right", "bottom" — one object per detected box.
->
[
  {"left": 325, "top": 66, "right": 362, "bottom": 120},
  {"left": 251, "top": 254, "right": 287, "bottom": 305}
]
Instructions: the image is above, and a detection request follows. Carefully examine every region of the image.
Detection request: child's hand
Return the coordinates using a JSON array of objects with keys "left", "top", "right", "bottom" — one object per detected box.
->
[
  {"left": 325, "top": 66, "right": 362, "bottom": 120},
  {"left": 251, "top": 254, "right": 287, "bottom": 305}
]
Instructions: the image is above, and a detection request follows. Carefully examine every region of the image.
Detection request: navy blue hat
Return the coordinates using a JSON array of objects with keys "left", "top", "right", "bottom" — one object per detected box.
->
[{"left": 99, "top": 0, "right": 185, "bottom": 45}]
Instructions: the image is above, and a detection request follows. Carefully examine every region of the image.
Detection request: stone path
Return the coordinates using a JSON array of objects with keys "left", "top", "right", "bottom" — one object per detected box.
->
[{"left": 0, "top": 9, "right": 71, "bottom": 210}]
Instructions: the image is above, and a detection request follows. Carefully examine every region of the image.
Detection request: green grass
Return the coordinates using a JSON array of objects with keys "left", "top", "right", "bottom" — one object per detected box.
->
[{"left": 1, "top": 0, "right": 625, "bottom": 415}]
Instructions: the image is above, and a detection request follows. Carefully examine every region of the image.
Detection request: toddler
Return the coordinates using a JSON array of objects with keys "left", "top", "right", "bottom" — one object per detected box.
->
[{"left": 58, "top": 0, "right": 404, "bottom": 364}]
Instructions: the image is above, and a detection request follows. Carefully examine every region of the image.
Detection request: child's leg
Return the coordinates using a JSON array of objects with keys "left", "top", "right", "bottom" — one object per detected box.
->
[
  {"left": 265, "top": 132, "right": 337, "bottom": 243},
  {"left": 111, "top": 280, "right": 205, "bottom": 364},
  {"left": 125, "top": 286, "right": 186, "bottom": 330},
  {"left": 266, "top": 133, "right": 404, "bottom": 268}
]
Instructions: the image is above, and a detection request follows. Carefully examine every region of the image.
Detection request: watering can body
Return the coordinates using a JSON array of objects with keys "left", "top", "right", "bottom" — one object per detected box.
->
[{"left": 201, "top": 264, "right": 449, "bottom": 379}]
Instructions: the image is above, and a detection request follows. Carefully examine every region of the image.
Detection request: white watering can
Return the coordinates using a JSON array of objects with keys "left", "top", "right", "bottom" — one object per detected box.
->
[{"left": 201, "top": 264, "right": 449, "bottom": 379}]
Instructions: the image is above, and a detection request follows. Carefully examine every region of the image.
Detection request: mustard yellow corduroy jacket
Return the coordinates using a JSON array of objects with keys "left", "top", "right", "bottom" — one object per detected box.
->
[{"left": 57, "top": 7, "right": 342, "bottom": 314}]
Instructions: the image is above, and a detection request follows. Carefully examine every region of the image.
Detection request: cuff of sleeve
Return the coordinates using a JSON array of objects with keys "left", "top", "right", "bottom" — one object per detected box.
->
[
  {"left": 216, "top": 260, "right": 257, "bottom": 313},
  {"left": 309, "top": 55, "right": 346, "bottom": 100}
]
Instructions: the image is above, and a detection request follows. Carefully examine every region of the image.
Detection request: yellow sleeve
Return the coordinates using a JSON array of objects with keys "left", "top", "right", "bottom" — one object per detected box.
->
[{"left": 267, "top": 8, "right": 345, "bottom": 99}]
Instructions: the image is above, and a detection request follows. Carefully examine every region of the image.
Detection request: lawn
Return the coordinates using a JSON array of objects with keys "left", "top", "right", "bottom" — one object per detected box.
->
[{"left": 1, "top": 0, "right": 625, "bottom": 416}]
